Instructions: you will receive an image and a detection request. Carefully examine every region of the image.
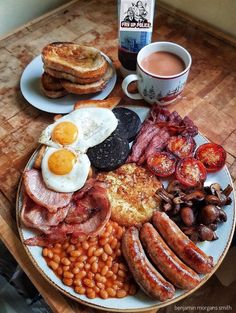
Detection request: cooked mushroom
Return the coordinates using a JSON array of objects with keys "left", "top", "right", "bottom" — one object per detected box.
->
[
  {"left": 207, "top": 184, "right": 232, "bottom": 206},
  {"left": 215, "top": 190, "right": 227, "bottom": 206},
  {"left": 171, "top": 203, "right": 181, "bottom": 215},
  {"left": 163, "top": 202, "right": 172, "bottom": 212},
  {"left": 190, "top": 232, "right": 200, "bottom": 243},
  {"left": 210, "top": 183, "right": 222, "bottom": 195},
  {"left": 156, "top": 188, "right": 174, "bottom": 203},
  {"left": 181, "top": 226, "right": 199, "bottom": 242},
  {"left": 177, "top": 190, "right": 187, "bottom": 198},
  {"left": 208, "top": 223, "right": 218, "bottom": 231},
  {"left": 222, "top": 184, "right": 233, "bottom": 197},
  {"left": 217, "top": 209, "right": 227, "bottom": 222},
  {"left": 182, "top": 190, "right": 206, "bottom": 202},
  {"left": 180, "top": 207, "right": 195, "bottom": 226},
  {"left": 159, "top": 179, "right": 230, "bottom": 243},
  {"left": 205, "top": 195, "right": 222, "bottom": 206},
  {"left": 225, "top": 197, "right": 232, "bottom": 205},
  {"left": 198, "top": 224, "right": 218, "bottom": 241},
  {"left": 185, "top": 200, "right": 194, "bottom": 207},
  {"left": 173, "top": 196, "right": 184, "bottom": 204},
  {"left": 167, "top": 180, "right": 182, "bottom": 194},
  {"left": 204, "top": 186, "right": 213, "bottom": 195},
  {"left": 200, "top": 204, "right": 220, "bottom": 224},
  {"left": 181, "top": 226, "right": 197, "bottom": 236}
]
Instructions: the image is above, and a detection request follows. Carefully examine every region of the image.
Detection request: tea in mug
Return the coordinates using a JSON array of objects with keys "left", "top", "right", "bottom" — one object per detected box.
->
[{"left": 141, "top": 51, "right": 185, "bottom": 76}]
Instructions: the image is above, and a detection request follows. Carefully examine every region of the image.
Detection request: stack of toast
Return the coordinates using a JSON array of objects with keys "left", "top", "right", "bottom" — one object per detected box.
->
[{"left": 41, "top": 42, "right": 113, "bottom": 98}]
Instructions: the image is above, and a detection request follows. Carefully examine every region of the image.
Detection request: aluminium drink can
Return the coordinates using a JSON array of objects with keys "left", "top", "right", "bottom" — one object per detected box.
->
[{"left": 118, "top": 0, "right": 156, "bottom": 76}]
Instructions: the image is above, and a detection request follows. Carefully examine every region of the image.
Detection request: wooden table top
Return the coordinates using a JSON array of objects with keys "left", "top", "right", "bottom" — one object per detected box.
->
[{"left": 0, "top": 0, "right": 235, "bottom": 312}]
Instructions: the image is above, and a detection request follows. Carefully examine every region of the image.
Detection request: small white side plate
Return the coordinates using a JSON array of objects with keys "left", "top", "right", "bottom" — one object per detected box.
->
[{"left": 20, "top": 54, "right": 117, "bottom": 114}]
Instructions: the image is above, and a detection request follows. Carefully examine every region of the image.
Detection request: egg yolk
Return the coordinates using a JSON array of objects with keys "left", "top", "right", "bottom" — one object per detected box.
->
[
  {"left": 48, "top": 149, "right": 76, "bottom": 175},
  {"left": 51, "top": 122, "right": 78, "bottom": 145}
]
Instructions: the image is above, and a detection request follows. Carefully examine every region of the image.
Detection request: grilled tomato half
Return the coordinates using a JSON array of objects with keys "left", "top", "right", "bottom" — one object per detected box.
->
[
  {"left": 176, "top": 157, "right": 207, "bottom": 187},
  {"left": 147, "top": 152, "right": 177, "bottom": 177},
  {"left": 167, "top": 135, "right": 196, "bottom": 159},
  {"left": 195, "top": 143, "right": 226, "bottom": 172}
]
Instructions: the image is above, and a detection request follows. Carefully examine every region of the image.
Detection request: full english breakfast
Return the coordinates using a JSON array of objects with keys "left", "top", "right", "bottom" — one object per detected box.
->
[
  {"left": 19, "top": 94, "right": 232, "bottom": 301},
  {"left": 41, "top": 42, "right": 113, "bottom": 98}
]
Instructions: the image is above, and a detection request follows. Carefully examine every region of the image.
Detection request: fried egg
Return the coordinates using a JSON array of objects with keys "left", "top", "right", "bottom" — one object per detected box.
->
[
  {"left": 41, "top": 147, "right": 90, "bottom": 192},
  {"left": 39, "top": 108, "right": 118, "bottom": 153}
]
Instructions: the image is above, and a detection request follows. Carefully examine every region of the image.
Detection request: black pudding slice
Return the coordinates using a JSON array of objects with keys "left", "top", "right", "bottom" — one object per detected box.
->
[
  {"left": 87, "top": 133, "right": 129, "bottom": 171},
  {"left": 112, "top": 107, "right": 141, "bottom": 142}
]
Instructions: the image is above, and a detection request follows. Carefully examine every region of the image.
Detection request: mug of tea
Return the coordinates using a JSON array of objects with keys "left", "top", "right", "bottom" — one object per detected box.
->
[{"left": 122, "top": 41, "right": 192, "bottom": 105}]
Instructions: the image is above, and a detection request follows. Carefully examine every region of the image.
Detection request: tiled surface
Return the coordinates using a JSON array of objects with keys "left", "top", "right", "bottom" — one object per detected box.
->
[{"left": 0, "top": 0, "right": 235, "bottom": 312}]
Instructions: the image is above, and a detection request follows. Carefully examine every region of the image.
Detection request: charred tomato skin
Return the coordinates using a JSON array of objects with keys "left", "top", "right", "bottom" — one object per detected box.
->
[
  {"left": 195, "top": 143, "right": 226, "bottom": 173},
  {"left": 167, "top": 135, "right": 196, "bottom": 159},
  {"left": 176, "top": 157, "right": 207, "bottom": 187},
  {"left": 147, "top": 151, "right": 177, "bottom": 178}
]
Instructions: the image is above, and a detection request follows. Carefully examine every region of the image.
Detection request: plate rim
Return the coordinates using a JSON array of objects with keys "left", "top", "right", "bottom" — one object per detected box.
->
[
  {"left": 20, "top": 53, "right": 117, "bottom": 114},
  {"left": 16, "top": 135, "right": 236, "bottom": 312}
]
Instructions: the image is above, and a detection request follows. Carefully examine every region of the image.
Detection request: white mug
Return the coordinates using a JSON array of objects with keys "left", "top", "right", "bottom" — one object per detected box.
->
[{"left": 122, "top": 41, "right": 192, "bottom": 105}]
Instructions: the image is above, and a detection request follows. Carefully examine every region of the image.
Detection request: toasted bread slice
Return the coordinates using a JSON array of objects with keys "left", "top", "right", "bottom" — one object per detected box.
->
[
  {"left": 41, "top": 72, "right": 68, "bottom": 98},
  {"left": 61, "top": 79, "right": 106, "bottom": 95},
  {"left": 41, "top": 72, "right": 62, "bottom": 91},
  {"left": 74, "top": 97, "right": 121, "bottom": 110},
  {"left": 42, "top": 42, "right": 108, "bottom": 79},
  {"left": 54, "top": 114, "right": 63, "bottom": 121},
  {"left": 41, "top": 83, "right": 68, "bottom": 98},
  {"left": 33, "top": 145, "right": 46, "bottom": 169},
  {"left": 61, "top": 64, "right": 113, "bottom": 95},
  {"left": 44, "top": 65, "right": 103, "bottom": 84},
  {"left": 97, "top": 163, "right": 162, "bottom": 227}
]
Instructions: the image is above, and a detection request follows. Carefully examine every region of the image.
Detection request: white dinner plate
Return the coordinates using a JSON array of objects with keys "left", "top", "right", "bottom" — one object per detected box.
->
[
  {"left": 20, "top": 54, "right": 117, "bottom": 114},
  {"left": 16, "top": 106, "right": 236, "bottom": 311}
]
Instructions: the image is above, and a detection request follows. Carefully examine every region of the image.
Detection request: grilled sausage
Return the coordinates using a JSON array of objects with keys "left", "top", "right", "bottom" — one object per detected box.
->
[
  {"left": 122, "top": 226, "right": 175, "bottom": 301},
  {"left": 152, "top": 212, "right": 213, "bottom": 274},
  {"left": 140, "top": 223, "right": 201, "bottom": 289}
]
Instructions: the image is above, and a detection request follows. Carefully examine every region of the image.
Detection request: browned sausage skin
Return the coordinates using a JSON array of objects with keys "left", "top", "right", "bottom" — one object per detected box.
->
[
  {"left": 140, "top": 223, "right": 201, "bottom": 289},
  {"left": 122, "top": 226, "right": 175, "bottom": 301},
  {"left": 152, "top": 212, "right": 213, "bottom": 274}
]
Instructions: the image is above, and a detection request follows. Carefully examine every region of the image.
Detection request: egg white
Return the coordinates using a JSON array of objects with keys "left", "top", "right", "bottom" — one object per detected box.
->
[
  {"left": 39, "top": 108, "right": 118, "bottom": 153},
  {"left": 41, "top": 147, "right": 91, "bottom": 193}
]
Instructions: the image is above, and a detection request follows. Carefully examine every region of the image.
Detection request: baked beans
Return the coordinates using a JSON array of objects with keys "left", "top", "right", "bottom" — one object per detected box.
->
[{"left": 42, "top": 221, "right": 137, "bottom": 299}]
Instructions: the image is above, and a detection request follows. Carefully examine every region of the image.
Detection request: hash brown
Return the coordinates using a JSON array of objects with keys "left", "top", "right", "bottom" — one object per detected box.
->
[{"left": 97, "top": 163, "right": 162, "bottom": 226}]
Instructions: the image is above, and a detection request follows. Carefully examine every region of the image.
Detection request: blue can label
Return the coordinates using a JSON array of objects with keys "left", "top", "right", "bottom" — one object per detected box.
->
[{"left": 119, "top": 30, "right": 152, "bottom": 52}]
